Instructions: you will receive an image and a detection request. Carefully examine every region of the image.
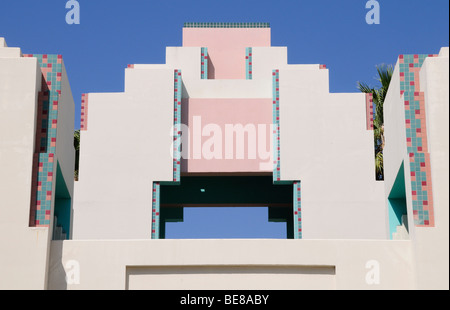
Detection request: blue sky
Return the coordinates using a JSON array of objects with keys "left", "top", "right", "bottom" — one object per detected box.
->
[{"left": 1, "top": 0, "right": 448, "bottom": 238}]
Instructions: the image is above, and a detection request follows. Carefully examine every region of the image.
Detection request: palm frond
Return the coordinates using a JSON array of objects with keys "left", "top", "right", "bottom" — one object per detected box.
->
[
  {"left": 375, "top": 151, "right": 384, "bottom": 180},
  {"left": 74, "top": 129, "right": 80, "bottom": 151},
  {"left": 358, "top": 64, "right": 392, "bottom": 181},
  {"left": 74, "top": 130, "right": 80, "bottom": 180},
  {"left": 357, "top": 81, "right": 375, "bottom": 94},
  {"left": 377, "top": 64, "right": 394, "bottom": 91}
]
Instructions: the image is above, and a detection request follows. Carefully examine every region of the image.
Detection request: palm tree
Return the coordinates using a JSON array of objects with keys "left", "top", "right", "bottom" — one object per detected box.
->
[{"left": 358, "top": 64, "right": 393, "bottom": 181}]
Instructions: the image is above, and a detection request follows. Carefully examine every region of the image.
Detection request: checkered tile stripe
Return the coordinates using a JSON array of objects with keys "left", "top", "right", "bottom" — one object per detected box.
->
[
  {"left": 151, "top": 182, "right": 161, "bottom": 239},
  {"left": 23, "top": 54, "right": 63, "bottom": 227},
  {"left": 246, "top": 48, "right": 253, "bottom": 80},
  {"left": 151, "top": 70, "right": 182, "bottom": 239},
  {"left": 272, "top": 70, "right": 281, "bottom": 183},
  {"left": 399, "top": 53, "right": 438, "bottom": 227},
  {"left": 173, "top": 70, "right": 182, "bottom": 182},
  {"left": 80, "top": 94, "right": 88, "bottom": 131},
  {"left": 201, "top": 48, "right": 208, "bottom": 79},
  {"left": 293, "top": 181, "right": 302, "bottom": 239}
]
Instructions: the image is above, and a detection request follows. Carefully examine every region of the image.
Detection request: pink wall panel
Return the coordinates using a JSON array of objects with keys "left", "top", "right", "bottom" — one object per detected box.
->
[
  {"left": 183, "top": 28, "right": 271, "bottom": 79},
  {"left": 181, "top": 98, "right": 273, "bottom": 173}
]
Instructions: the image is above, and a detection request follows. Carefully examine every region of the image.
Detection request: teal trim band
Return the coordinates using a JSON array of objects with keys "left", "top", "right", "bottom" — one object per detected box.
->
[
  {"left": 272, "top": 70, "right": 281, "bottom": 183},
  {"left": 293, "top": 181, "right": 302, "bottom": 239},
  {"left": 184, "top": 22, "right": 270, "bottom": 28},
  {"left": 201, "top": 48, "right": 208, "bottom": 80},
  {"left": 274, "top": 180, "right": 293, "bottom": 185},
  {"left": 173, "top": 70, "right": 182, "bottom": 182},
  {"left": 151, "top": 182, "right": 161, "bottom": 239},
  {"left": 246, "top": 47, "right": 253, "bottom": 80},
  {"left": 152, "top": 70, "right": 183, "bottom": 239}
]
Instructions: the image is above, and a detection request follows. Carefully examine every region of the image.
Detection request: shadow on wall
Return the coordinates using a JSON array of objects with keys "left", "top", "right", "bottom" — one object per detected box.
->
[
  {"left": 47, "top": 241, "right": 68, "bottom": 290},
  {"left": 388, "top": 161, "right": 408, "bottom": 239},
  {"left": 208, "top": 55, "right": 215, "bottom": 79},
  {"left": 54, "top": 162, "right": 72, "bottom": 240}
]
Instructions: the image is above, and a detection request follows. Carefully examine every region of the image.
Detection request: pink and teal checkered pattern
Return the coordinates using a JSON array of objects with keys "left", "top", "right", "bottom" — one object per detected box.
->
[
  {"left": 201, "top": 48, "right": 208, "bottom": 79},
  {"left": 272, "top": 70, "right": 281, "bottom": 183},
  {"left": 399, "top": 53, "right": 437, "bottom": 227},
  {"left": 173, "top": 70, "right": 182, "bottom": 182},
  {"left": 246, "top": 48, "right": 253, "bottom": 80},
  {"left": 152, "top": 69, "right": 182, "bottom": 238},
  {"left": 271, "top": 69, "right": 302, "bottom": 238},
  {"left": 151, "top": 182, "right": 161, "bottom": 239},
  {"left": 24, "top": 54, "right": 63, "bottom": 227},
  {"left": 293, "top": 181, "right": 302, "bottom": 239}
]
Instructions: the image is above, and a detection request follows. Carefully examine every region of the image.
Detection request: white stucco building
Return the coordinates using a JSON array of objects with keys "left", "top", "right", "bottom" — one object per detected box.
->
[
  {"left": 0, "top": 24, "right": 448, "bottom": 290},
  {"left": 0, "top": 37, "right": 75, "bottom": 289}
]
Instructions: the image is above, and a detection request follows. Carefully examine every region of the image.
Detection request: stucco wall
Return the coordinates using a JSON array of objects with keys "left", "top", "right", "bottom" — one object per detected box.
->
[
  {"left": 55, "top": 61, "right": 75, "bottom": 197},
  {"left": 73, "top": 68, "right": 175, "bottom": 239},
  {"left": 384, "top": 47, "right": 449, "bottom": 290},
  {"left": 279, "top": 68, "right": 386, "bottom": 239},
  {"left": 0, "top": 43, "right": 50, "bottom": 289},
  {"left": 414, "top": 48, "right": 449, "bottom": 290},
  {"left": 48, "top": 239, "right": 415, "bottom": 290}
]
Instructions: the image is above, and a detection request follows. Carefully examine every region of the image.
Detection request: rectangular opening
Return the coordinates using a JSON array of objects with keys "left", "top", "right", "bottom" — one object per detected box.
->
[
  {"left": 165, "top": 207, "right": 287, "bottom": 239},
  {"left": 159, "top": 176, "right": 295, "bottom": 239},
  {"left": 126, "top": 265, "right": 336, "bottom": 290}
]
